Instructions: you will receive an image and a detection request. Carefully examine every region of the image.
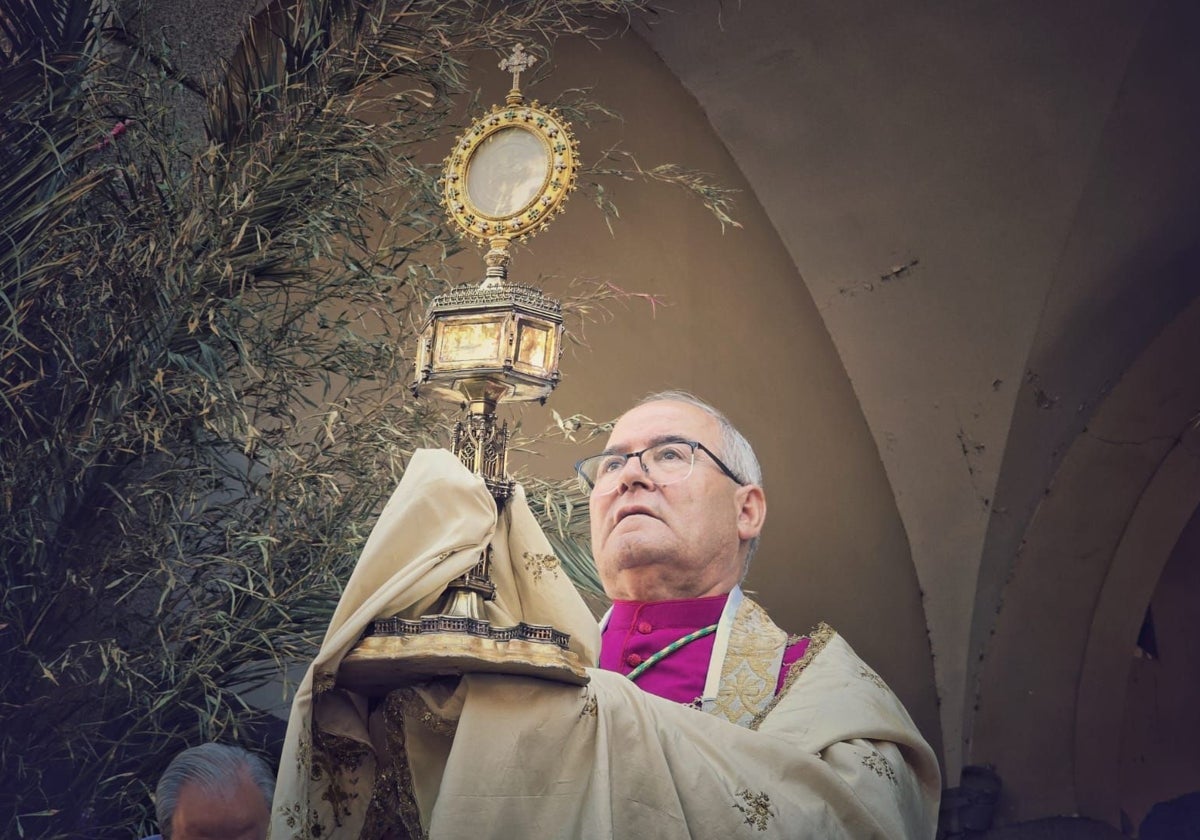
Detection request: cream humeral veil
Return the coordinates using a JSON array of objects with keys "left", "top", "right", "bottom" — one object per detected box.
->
[{"left": 271, "top": 449, "right": 940, "bottom": 839}]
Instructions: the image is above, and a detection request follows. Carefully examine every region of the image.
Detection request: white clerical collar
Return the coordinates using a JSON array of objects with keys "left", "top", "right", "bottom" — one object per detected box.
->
[{"left": 701, "top": 585, "right": 743, "bottom": 708}]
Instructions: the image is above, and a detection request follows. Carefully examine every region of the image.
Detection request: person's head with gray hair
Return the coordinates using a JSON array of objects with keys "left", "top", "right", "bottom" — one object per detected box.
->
[
  {"left": 636, "top": 390, "right": 763, "bottom": 488},
  {"left": 579, "top": 389, "right": 767, "bottom": 603},
  {"left": 636, "top": 389, "right": 764, "bottom": 567},
  {"left": 154, "top": 743, "right": 274, "bottom": 840}
]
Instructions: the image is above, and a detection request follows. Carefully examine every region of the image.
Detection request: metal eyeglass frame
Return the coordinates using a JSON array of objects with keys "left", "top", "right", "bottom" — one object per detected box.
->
[{"left": 575, "top": 439, "right": 747, "bottom": 495}]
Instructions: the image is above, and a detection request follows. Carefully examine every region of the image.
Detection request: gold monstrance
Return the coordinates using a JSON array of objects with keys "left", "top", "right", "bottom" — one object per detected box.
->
[{"left": 338, "top": 45, "right": 588, "bottom": 693}]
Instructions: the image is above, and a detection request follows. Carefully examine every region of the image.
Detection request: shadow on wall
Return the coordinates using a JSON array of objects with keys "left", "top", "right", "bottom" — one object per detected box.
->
[{"left": 1138, "top": 791, "right": 1200, "bottom": 839}]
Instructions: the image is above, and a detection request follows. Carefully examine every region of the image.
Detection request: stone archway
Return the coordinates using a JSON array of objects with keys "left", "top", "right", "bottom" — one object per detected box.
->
[
  {"left": 1074, "top": 430, "right": 1200, "bottom": 823},
  {"left": 970, "top": 294, "right": 1200, "bottom": 825}
]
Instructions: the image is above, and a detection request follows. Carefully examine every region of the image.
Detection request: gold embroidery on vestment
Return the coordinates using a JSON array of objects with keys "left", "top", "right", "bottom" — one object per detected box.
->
[
  {"left": 397, "top": 689, "right": 458, "bottom": 738},
  {"left": 312, "top": 724, "right": 370, "bottom": 830},
  {"left": 279, "top": 725, "right": 362, "bottom": 837},
  {"left": 862, "top": 749, "right": 898, "bottom": 785},
  {"left": 360, "top": 690, "right": 427, "bottom": 840},
  {"left": 313, "top": 669, "right": 336, "bottom": 695},
  {"left": 276, "top": 801, "right": 327, "bottom": 839},
  {"left": 858, "top": 665, "right": 889, "bottom": 691},
  {"left": 733, "top": 788, "right": 773, "bottom": 831},
  {"left": 296, "top": 732, "right": 315, "bottom": 780},
  {"left": 276, "top": 732, "right": 330, "bottom": 839},
  {"left": 579, "top": 692, "right": 598, "bottom": 719},
  {"left": 750, "top": 621, "right": 836, "bottom": 731},
  {"left": 522, "top": 551, "right": 560, "bottom": 581},
  {"left": 711, "top": 598, "right": 787, "bottom": 728}
]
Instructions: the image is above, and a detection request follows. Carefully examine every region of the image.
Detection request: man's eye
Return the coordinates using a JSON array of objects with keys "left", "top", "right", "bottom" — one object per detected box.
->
[
  {"left": 598, "top": 457, "right": 625, "bottom": 473},
  {"left": 654, "top": 445, "right": 687, "bottom": 462}
]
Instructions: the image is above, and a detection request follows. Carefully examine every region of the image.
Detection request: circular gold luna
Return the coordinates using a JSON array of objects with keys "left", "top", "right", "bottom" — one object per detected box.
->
[{"left": 441, "top": 101, "right": 579, "bottom": 244}]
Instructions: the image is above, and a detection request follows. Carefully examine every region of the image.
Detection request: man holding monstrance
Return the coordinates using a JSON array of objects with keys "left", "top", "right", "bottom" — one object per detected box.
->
[{"left": 271, "top": 48, "right": 939, "bottom": 839}]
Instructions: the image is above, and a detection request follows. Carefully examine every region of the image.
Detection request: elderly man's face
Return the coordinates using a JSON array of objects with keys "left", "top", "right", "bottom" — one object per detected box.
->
[
  {"left": 170, "top": 771, "right": 269, "bottom": 840},
  {"left": 589, "top": 400, "right": 765, "bottom": 602}
]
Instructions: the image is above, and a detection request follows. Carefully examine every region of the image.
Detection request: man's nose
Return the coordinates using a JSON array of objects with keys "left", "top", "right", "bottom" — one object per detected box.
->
[{"left": 616, "top": 453, "right": 654, "bottom": 491}]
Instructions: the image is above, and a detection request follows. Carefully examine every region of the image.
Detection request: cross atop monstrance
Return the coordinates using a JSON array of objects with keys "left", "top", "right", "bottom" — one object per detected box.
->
[
  {"left": 499, "top": 43, "right": 536, "bottom": 102},
  {"left": 337, "top": 46, "right": 585, "bottom": 693}
]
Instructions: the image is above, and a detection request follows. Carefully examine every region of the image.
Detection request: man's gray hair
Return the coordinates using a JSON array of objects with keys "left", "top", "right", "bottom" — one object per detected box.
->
[
  {"left": 636, "top": 390, "right": 764, "bottom": 567},
  {"left": 155, "top": 743, "right": 275, "bottom": 839}
]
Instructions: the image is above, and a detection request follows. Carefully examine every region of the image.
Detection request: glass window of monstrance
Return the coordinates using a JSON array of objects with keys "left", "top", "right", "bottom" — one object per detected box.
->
[{"left": 466, "top": 127, "right": 550, "bottom": 218}]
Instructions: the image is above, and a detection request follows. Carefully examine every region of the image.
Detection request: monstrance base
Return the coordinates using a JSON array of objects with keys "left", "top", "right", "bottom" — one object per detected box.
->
[{"left": 337, "top": 621, "right": 590, "bottom": 696}]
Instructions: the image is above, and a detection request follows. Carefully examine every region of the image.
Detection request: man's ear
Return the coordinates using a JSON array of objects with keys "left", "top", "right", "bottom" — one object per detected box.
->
[{"left": 735, "top": 484, "right": 766, "bottom": 542}]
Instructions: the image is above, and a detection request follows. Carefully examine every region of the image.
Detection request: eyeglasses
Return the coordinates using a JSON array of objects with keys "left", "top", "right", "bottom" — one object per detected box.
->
[{"left": 575, "top": 439, "right": 747, "bottom": 495}]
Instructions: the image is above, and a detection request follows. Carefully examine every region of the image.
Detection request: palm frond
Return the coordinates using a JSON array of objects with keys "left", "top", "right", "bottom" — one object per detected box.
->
[{"left": 0, "top": 0, "right": 104, "bottom": 296}]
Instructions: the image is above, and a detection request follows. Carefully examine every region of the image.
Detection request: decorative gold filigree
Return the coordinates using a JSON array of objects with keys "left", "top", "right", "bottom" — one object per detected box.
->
[
  {"left": 295, "top": 731, "right": 314, "bottom": 780},
  {"left": 312, "top": 724, "right": 370, "bottom": 829},
  {"left": 441, "top": 101, "right": 579, "bottom": 247},
  {"left": 858, "top": 665, "right": 889, "bottom": 691},
  {"left": 313, "top": 669, "right": 336, "bottom": 695},
  {"left": 310, "top": 811, "right": 327, "bottom": 839},
  {"left": 452, "top": 411, "right": 510, "bottom": 496},
  {"left": 280, "top": 802, "right": 300, "bottom": 830},
  {"left": 277, "top": 802, "right": 322, "bottom": 838},
  {"left": 862, "top": 749, "right": 898, "bottom": 785},
  {"left": 397, "top": 689, "right": 460, "bottom": 738},
  {"left": 579, "top": 692, "right": 598, "bottom": 719},
  {"left": 733, "top": 789, "right": 773, "bottom": 831},
  {"left": 280, "top": 727, "right": 338, "bottom": 839},
  {"left": 523, "top": 551, "right": 561, "bottom": 581},
  {"left": 361, "top": 690, "right": 426, "bottom": 840},
  {"left": 751, "top": 622, "right": 836, "bottom": 731},
  {"left": 711, "top": 598, "right": 787, "bottom": 728}
]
